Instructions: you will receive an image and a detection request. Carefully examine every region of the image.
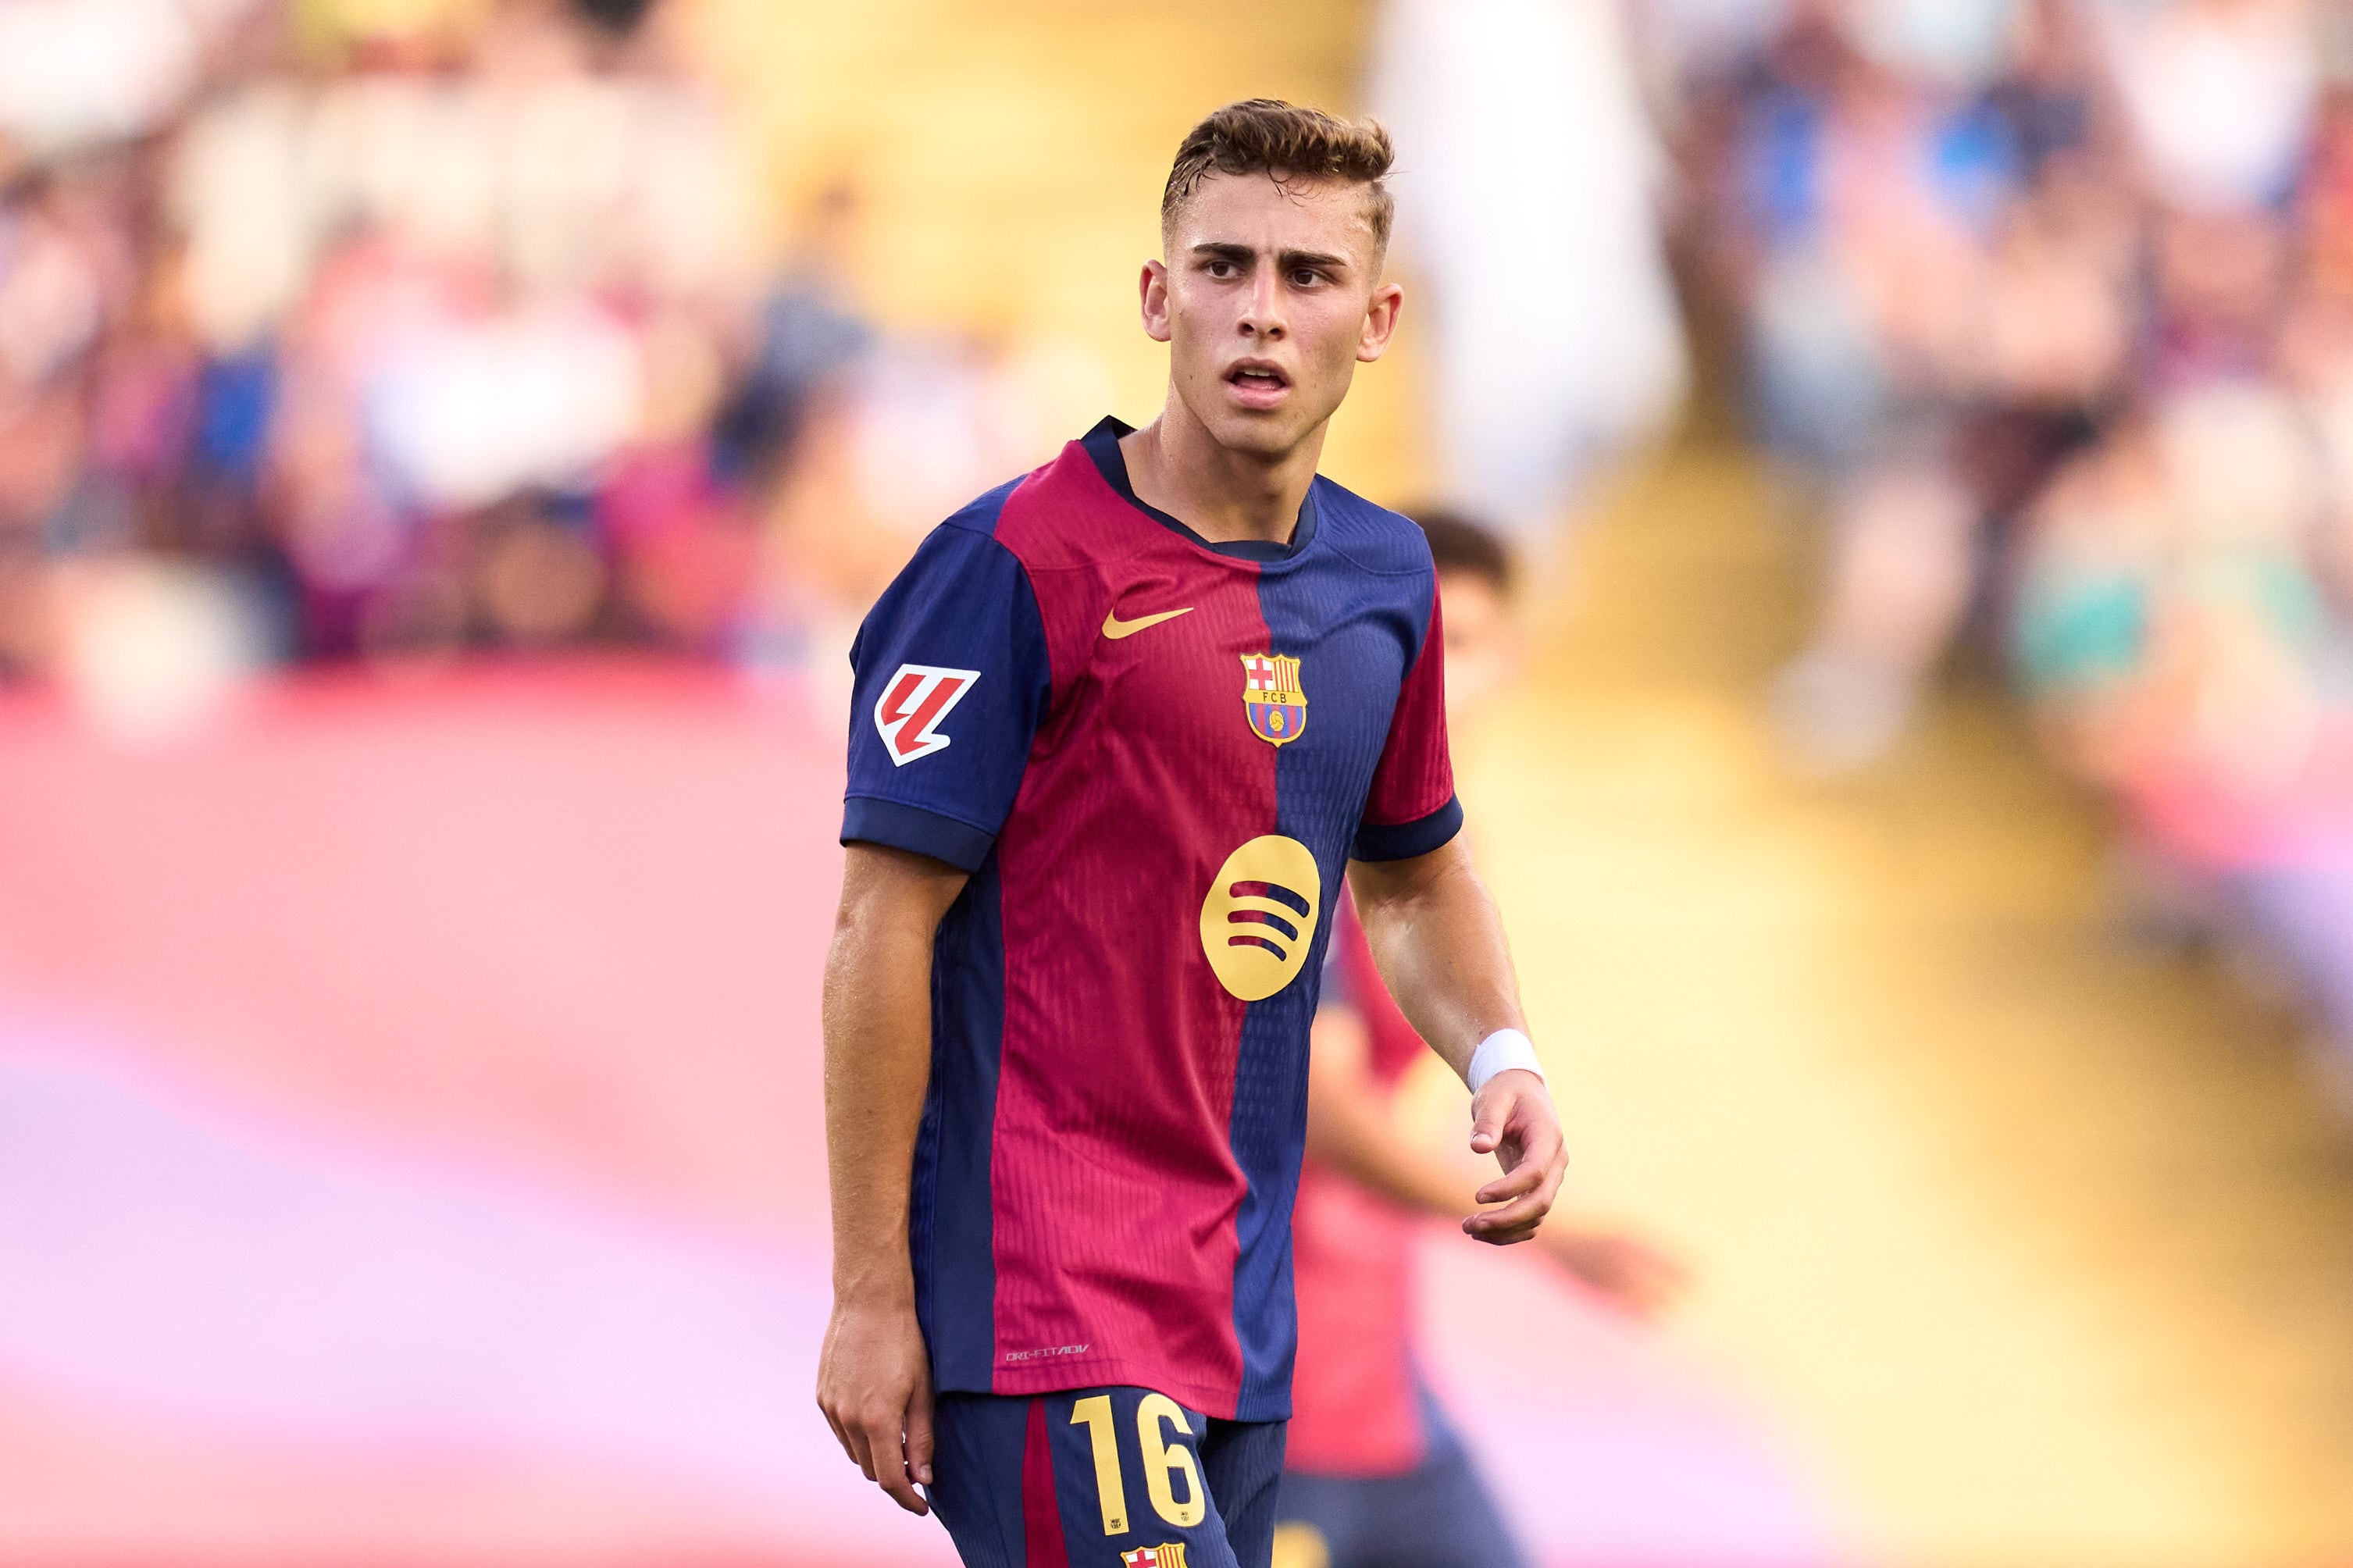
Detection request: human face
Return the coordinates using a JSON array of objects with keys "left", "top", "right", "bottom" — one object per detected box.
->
[
  {"left": 1438, "top": 571, "right": 1519, "bottom": 728},
  {"left": 1141, "top": 171, "right": 1402, "bottom": 461}
]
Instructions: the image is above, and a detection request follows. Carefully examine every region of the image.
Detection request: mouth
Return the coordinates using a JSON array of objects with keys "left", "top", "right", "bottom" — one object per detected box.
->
[{"left": 1222, "top": 359, "right": 1292, "bottom": 409}]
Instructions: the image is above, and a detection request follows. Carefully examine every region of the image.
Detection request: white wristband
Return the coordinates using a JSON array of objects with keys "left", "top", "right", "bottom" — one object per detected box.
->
[{"left": 1466, "top": 1028, "right": 1544, "bottom": 1094}]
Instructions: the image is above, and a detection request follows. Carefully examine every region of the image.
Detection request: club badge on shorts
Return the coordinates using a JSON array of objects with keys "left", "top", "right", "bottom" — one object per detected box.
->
[
  {"left": 1240, "top": 653, "right": 1306, "bottom": 746},
  {"left": 1122, "top": 1546, "right": 1190, "bottom": 1568}
]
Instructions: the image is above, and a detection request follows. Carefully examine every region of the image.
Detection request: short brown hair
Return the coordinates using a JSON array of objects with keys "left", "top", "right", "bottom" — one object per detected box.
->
[
  {"left": 1417, "top": 510, "right": 1514, "bottom": 595},
  {"left": 1161, "top": 98, "right": 1396, "bottom": 253}
]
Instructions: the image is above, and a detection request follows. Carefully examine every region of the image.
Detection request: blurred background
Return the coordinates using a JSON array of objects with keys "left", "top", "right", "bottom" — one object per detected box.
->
[{"left": 5, "top": 0, "right": 2353, "bottom": 1563}]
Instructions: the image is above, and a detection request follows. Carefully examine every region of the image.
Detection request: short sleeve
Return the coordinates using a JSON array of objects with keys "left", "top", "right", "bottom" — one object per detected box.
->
[
  {"left": 843, "top": 520, "right": 1051, "bottom": 872},
  {"left": 1351, "top": 579, "right": 1462, "bottom": 861}
]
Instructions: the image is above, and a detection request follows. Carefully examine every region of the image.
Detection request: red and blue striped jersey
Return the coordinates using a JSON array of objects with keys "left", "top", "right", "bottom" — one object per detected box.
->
[{"left": 841, "top": 418, "right": 1457, "bottom": 1421}]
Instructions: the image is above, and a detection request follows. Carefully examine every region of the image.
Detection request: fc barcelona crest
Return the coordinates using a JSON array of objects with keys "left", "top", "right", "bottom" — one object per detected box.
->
[
  {"left": 1121, "top": 1547, "right": 1190, "bottom": 1568},
  {"left": 1240, "top": 653, "right": 1307, "bottom": 747}
]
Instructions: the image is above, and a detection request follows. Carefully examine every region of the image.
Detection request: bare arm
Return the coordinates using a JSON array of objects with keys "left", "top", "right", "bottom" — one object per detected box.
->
[
  {"left": 1347, "top": 836, "right": 1564, "bottom": 1245},
  {"left": 815, "top": 843, "right": 967, "bottom": 1515},
  {"left": 1303, "top": 1004, "right": 1478, "bottom": 1215},
  {"left": 1346, "top": 837, "right": 1524, "bottom": 1071},
  {"left": 1306, "top": 984, "right": 1685, "bottom": 1317}
]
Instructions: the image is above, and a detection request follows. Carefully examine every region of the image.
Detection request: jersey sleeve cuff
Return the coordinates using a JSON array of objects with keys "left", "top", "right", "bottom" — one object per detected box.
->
[
  {"left": 1351, "top": 794, "right": 1464, "bottom": 862},
  {"left": 842, "top": 796, "right": 996, "bottom": 873}
]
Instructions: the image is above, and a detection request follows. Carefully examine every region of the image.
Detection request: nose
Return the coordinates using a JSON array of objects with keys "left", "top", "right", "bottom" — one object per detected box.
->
[{"left": 1237, "top": 262, "right": 1285, "bottom": 342}]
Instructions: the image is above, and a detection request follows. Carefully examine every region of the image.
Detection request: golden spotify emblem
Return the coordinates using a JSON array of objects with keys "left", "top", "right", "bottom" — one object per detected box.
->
[{"left": 1198, "top": 835, "right": 1321, "bottom": 1001}]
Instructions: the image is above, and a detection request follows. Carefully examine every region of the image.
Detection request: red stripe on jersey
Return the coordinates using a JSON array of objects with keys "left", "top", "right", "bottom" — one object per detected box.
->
[
  {"left": 1362, "top": 582, "right": 1453, "bottom": 828},
  {"left": 1021, "top": 1396, "right": 1071, "bottom": 1566},
  {"left": 980, "top": 447, "right": 1276, "bottom": 1411}
]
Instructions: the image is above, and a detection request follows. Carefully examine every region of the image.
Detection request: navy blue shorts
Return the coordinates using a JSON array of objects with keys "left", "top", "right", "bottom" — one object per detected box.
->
[
  {"left": 927, "top": 1385, "right": 1288, "bottom": 1568},
  {"left": 1271, "top": 1392, "right": 1528, "bottom": 1568}
]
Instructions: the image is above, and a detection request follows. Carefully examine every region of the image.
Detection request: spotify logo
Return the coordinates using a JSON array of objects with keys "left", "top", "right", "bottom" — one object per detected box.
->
[{"left": 1198, "top": 835, "right": 1321, "bottom": 1001}]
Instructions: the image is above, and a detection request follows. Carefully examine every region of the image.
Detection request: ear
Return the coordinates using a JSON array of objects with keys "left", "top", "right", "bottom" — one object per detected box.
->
[
  {"left": 1139, "top": 259, "right": 1172, "bottom": 344},
  {"left": 1357, "top": 279, "right": 1403, "bottom": 364}
]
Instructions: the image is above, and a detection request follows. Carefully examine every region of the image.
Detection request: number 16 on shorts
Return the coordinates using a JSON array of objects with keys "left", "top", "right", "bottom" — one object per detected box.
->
[
  {"left": 1046, "top": 1385, "right": 1225, "bottom": 1565},
  {"left": 1069, "top": 1391, "right": 1207, "bottom": 1538}
]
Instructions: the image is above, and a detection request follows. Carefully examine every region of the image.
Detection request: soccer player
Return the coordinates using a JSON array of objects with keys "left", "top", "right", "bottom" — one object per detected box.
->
[
  {"left": 817, "top": 102, "right": 1568, "bottom": 1568},
  {"left": 1274, "top": 515, "right": 1685, "bottom": 1568}
]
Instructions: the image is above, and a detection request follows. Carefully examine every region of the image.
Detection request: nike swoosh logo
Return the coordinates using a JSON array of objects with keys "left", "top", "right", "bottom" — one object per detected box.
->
[{"left": 1101, "top": 606, "right": 1195, "bottom": 640}]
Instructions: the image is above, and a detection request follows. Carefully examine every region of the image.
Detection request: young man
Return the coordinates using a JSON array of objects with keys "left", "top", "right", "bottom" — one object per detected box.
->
[
  {"left": 1274, "top": 515, "right": 1685, "bottom": 1568},
  {"left": 816, "top": 102, "right": 1567, "bottom": 1568}
]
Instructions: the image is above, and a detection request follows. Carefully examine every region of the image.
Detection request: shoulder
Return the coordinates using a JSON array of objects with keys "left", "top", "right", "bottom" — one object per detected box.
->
[
  {"left": 1310, "top": 479, "right": 1435, "bottom": 584},
  {"left": 865, "top": 478, "right": 1038, "bottom": 625},
  {"left": 893, "top": 466, "right": 1048, "bottom": 581},
  {"left": 987, "top": 435, "right": 1156, "bottom": 574},
  {"left": 911, "top": 437, "right": 1148, "bottom": 576},
  {"left": 932, "top": 473, "right": 1030, "bottom": 545}
]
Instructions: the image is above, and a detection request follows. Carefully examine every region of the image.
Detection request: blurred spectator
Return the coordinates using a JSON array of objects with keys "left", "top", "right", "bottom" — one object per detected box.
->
[
  {"left": 0, "top": 0, "right": 1126, "bottom": 710},
  {"left": 0, "top": 0, "right": 875, "bottom": 705},
  {"left": 1662, "top": 0, "right": 2353, "bottom": 1092}
]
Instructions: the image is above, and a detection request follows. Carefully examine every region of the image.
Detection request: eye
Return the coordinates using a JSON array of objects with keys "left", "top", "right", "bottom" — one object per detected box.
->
[{"left": 1206, "top": 258, "right": 1239, "bottom": 279}]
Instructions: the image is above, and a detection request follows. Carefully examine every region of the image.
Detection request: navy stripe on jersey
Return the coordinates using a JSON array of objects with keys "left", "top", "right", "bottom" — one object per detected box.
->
[
  {"left": 1352, "top": 796, "right": 1463, "bottom": 861},
  {"left": 912, "top": 850, "right": 1011, "bottom": 1386},
  {"left": 1221, "top": 499, "right": 1439, "bottom": 1419},
  {"left": 841, "top": 479, "right": 1048, "bottom": 873},
  {"left": 842, "top": 797, "right": 998, "bottom": 874}
]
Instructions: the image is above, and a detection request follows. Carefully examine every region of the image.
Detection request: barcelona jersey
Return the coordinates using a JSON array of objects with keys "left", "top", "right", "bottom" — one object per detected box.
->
[{"left": 842, "top": 417, "right": 1457, "bottom": 1422}]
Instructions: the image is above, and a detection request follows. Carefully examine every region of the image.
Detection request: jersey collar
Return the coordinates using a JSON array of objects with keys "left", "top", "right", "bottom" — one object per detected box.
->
[{"left": 1080, "top": 416, "right": 1320, "bottom": 563}]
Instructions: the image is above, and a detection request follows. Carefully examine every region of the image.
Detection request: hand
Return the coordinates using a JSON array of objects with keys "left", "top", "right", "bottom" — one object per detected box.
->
[
  {"left": 1463, "top": 1067, "right": 1567, "bottom": 1245},
  {"left": 1538, "top": 1226, "right": 1688, "bottom": 1320},
  {"left": 815, "top": 1292, "right": 935, "bottom": 1514}
]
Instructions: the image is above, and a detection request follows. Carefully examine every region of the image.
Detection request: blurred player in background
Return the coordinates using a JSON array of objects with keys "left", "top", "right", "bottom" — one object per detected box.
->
[
  {"left": 818, "top": 103, "right": 1575, "bottom": 1568},
  {"left": 1274, "top": 515, "right": 1685, "bottom": 1568}
]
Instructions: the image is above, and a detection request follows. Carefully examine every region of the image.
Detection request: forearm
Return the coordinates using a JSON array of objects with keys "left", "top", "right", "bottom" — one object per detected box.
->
[
  {"left": 1346, "top": 838, "right": 1527, "bottom": 1082},
  {"left": 1302, "top": 1010, "right": 1459, "bottom": 1217},
  {"left": 1309, "top": 1096, "right": 1486, "bottom": 1217},
  {"left": 822, "top": 847, "right": 965, "bottom": 1304}
]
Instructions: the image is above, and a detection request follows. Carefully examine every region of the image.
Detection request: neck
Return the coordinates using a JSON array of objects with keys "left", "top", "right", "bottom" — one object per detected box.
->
[{"left": 1119, "top": 394, "right": 1326, "bottom": 548}]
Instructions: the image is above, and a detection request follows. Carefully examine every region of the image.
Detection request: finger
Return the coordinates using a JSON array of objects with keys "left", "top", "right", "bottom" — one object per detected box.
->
[
  {"left": 1467, "top": 1084, "right": 1513, "bottom": 1155},
  {"left": 905, "top": 1379, "right": 937, "bottom": 1489},
  {"left": 1509, "top": 1113, "right": 1566, "bottom": 1174},
  {"left": 880, "top": 1470, "right": 929, "bottom": 1514},
  {"left": 1477, "top": 1127, "right": 1567, "bottom": 1207},
  {"left": 1469, "top": 1215, "right": 1545, "bottom": 1245},
  {"left": 1474, "top": 1159, "right": 1545, "bottom": 1205},
  {"left": 872, "top": 1424, "right": 930, "bottom": 1516},
  {"left": 851, "top": 1411, "right": 927, "bottom": 1514},
  {"left": 1464, "top": 1187, "right": 1556, "bottom": 1238},
  {"left": 819, "top": 1399, "right": 856, "bottom": 1463},
  {"left": 841, "top": 1417, "right": 876, "bottom": 1482}
]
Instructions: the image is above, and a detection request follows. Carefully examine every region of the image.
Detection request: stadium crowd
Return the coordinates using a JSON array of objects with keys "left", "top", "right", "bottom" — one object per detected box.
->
[
  {"left": 0, "top": 0, "right": 1093, "bottom": 705},
  {"left": 1661, "top": 0, "right": 2353, "bottom": 1085}
]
